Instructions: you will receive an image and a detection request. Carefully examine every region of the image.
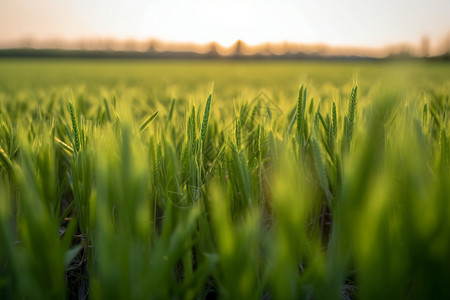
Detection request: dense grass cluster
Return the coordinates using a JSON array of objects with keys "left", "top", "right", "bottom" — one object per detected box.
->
[{"left": 0, "top": 60, "right": 450, "bottom": 299}]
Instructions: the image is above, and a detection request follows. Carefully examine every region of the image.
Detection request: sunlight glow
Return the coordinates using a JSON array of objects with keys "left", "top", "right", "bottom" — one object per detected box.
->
[{"left": 0, "top": 0, "right": 449, "bottom": 51}]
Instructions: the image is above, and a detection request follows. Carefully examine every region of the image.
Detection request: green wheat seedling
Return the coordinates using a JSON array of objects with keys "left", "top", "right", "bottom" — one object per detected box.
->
[
  {"left": 3, "top": 128, "right": 80, "bottom": 299},
  {"left": 69, "top": 101, "right": 80, "bottom": 153},
  {"left": 103, "top": 98, "right": 113, "bottom": 122},
  {"left": 167, "top": 98, "right": 176, "bottom": 123},
  {"left": 332, "top": 101, "right": 338, "bottom": 139},
  {"left": 343, "top": 85, "right": 358, "bottom": 153},
  {"left": 66, "top": 102, "right": 93, "bottom": 245},
  {"left": 139, "top": 111, "right": 159, "bottom": 133},
  {"left": 0, "top": 112, "right": 19, "bottom": 173},
  {"left": 422, "top": 102, "right": 428, "bottom": 128},
  {"left": 311, "top": 135, "right": 332, "bottom": 208},
  {"left": 54, "top": 136, "right": 74, "bottom": 155},
  {"left": 348, "top": 86, "right": 358, "bottom": 136},
  {"left": 200, "top": 94, "right": 212, "bottom": 142},
  {"left": 297, "top": 85, "right": 307, "bottom": 144},
  {"left": 0, "top": 147, "right": 13, "bottom": 174},
  {"left": 235, "top": 118, "right": 242, "bottom": 149},
  {"left": 440, "top": 128, "right": 449, "bottom": 170},
  {"left": 200, "top": 95, "right": 212, "bottom": 142}
]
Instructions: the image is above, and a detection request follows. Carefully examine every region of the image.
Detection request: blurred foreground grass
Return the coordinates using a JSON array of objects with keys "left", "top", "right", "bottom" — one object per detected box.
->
[{"left": 0, "top": 59, "right": 450, "bottom": 299}]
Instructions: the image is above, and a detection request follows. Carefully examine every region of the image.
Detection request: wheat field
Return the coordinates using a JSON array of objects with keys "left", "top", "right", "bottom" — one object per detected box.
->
[{"left": 0, "top": 59, "right": 449, "bottom": 299}]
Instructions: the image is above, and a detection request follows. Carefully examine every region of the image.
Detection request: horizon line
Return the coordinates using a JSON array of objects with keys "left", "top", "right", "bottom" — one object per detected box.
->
[{"left": 1, "top": 36, "right": 450, "bottom": 58}]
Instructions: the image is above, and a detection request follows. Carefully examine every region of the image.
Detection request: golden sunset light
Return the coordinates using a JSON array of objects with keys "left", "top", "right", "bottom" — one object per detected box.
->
[{"left": 1, "top": 0, "right": 449, "bottom": 54}]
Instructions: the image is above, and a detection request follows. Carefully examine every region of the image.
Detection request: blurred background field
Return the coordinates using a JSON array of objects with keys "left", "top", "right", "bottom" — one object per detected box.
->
[{"left": 1, "top": 58, "right": 450, "bottom": 102}]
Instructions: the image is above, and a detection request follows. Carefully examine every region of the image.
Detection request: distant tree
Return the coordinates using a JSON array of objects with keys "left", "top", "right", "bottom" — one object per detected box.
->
[
  {"left": 421, "top": 35, "right": 430, "bottom": 57},
  {"left": 207, "top": 42, "right": 219, "bottom": 57},
  {"left": 124, "top": 39, "right": 137, "bottom": 51},
  {"left": 147, "top": 40, "right": 156, "bottom": 53},
  {"left": 446, "top": 33, "right": 450, "bottom": 54},
  {"left": 232, "top": 40, "right": 244, "bottom": 56},
  {"left": 261, "top": 43, "right": 271, "bottom": 55}
]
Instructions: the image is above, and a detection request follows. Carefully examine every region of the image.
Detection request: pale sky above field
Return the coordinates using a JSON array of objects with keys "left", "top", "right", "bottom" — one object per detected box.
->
[{"left": 1, "top": 0, "right": 449, "bottom": 50}]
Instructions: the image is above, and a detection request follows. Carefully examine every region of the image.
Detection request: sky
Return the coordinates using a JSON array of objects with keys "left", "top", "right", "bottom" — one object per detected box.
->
[{"left": 1, "top": 0, "right": 449, "bottom": 51}]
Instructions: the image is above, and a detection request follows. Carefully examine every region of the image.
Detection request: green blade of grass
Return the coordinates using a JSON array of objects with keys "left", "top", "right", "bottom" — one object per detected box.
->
[
  {"left": 201, "top": 94, "right": 212, "bottom": 141},
  {"left": 0, "top": 147, "right": 13, "bottom": 174},
  {"left": 139, "top": 111, "right": 159, "bottom": 133}
]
